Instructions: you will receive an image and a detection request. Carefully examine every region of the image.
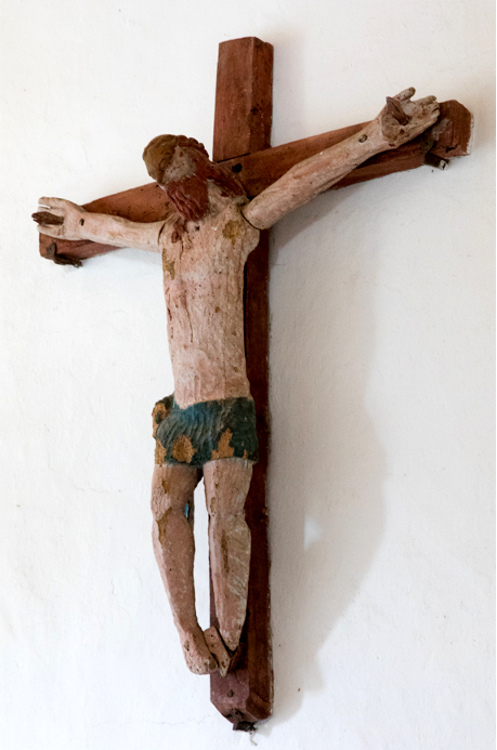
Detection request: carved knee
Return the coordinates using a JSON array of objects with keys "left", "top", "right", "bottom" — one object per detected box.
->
[
  {"left": 151, "top": 473, "right": 194, "bottom": 548},
  {"left": 151, "top": 477, "right": 174, "bottom": 521},
  {"left": 154, "top": 507, "right": 173, "bottom": 546}
]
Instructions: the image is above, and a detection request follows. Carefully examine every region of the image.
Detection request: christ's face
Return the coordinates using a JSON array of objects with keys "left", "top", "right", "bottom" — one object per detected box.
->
[{"left": 147, "top": 148, "right": 196, "bottom": 189}]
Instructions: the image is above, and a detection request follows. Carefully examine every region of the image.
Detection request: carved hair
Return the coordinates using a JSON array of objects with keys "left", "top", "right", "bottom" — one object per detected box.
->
[
  {"left": 143, "top": 134, "right": 245, "bottom": 223},
  {"left": 142, "top": 134, "right": 210, "bottom": 171}
]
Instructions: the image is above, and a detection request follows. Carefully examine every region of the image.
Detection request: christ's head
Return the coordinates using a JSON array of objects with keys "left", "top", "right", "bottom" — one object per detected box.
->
[
  {"left": 142, "top": 135, "right": 245, "bottom": 222},
  {"left": 143, "top": 135, "right": 209, "bottom": 187}
]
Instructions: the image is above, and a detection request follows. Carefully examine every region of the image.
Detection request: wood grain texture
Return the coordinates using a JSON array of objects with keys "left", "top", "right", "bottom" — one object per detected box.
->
[
  {"left": 242, "top": 91, "right": 442, "bottom": 230},
  {"left": 35, "top": 37, "right": 474, "bottom": 727},
  {"left": 213, "top": 37, "right": 273, "bottom": 162},
  {"left": 38, "top": 101, "right": 471, "bottom": 265},
  {"left": 209, "top": 36, "right": 274, "bottom": 730},
  {"left": 39, "top": 182, "right": 171, "bottom": 261},
  {"left": 220, "top": 101, "right": 472, "bottom": 197}
]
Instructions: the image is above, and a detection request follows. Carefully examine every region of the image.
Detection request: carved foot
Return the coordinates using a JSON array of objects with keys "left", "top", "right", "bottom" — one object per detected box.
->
[
  {"left": 204, "top": 626, "right": 231, "bottom": 677},
  {"left": 219, "top": 626, "right": 245, "bottom": 653},
  {"left": 180, "top": 628, "right": 218, "bottom": 675}
]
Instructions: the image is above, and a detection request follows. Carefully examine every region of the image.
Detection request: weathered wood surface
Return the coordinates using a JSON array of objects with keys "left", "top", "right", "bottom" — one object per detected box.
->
[
  {"left": 223, "top": 100, "right": 472, "bottom": 197},
  {"left": 242, "top": 89, "right": 441, "bottom": 230},
  {"left": 35, "top": 35, "right": 473, "bottom": 727},
  {"left": 38, "top": 101, "right": 471, "bottom": 265},
  {"left": 213, "top": 37, "right": 273, "bottom": 162},
  {"left": 209, "top": 36, "right": 274, "bottom": 730},
  {"left": 38, "top": 183, "right": 172, "bottom": 263}
]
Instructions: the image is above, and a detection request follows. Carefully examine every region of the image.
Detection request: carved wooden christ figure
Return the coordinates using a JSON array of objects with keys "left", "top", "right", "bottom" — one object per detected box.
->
[{"left": 34, "top": 89, "right": 439, "bottom": 676}]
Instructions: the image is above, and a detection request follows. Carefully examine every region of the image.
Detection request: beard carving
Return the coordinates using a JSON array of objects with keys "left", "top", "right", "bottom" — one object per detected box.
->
[
  {"left": 143, "top": 134, "right": 246, "bottom": 224},
  {"left": 164, "top": 173, "right": 210, "bottom": 224}
]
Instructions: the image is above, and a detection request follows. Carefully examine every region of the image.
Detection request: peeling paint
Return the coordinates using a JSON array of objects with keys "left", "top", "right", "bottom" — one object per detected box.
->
[
  {"left": 156, "top": 508, "right": 173, "bottom": 546},
  {"left": 222, "top": 219, "right": 242, "bottom": 245},
  {"left": 221, "top": 531, "right": 230, "bottom": 574},
  {"left": 152, "top": 399, "right": 172, "bottom": 438},
  {"left": 211, "top": 429, "right": 235, "bottom": 460},
  {"left": 172, "top": 434, "right": 197, "bottom": 463},
  {"left": 155, "top": 440, "right": 167, "bottom": 465},
  {"left": 162, "top": 255, "right": 176, "bottom": 279}
]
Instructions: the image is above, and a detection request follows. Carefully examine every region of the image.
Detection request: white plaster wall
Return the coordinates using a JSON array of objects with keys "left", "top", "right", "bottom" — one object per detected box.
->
[{"left": 1, "top": 1, "right": 494, "bottom": 748}]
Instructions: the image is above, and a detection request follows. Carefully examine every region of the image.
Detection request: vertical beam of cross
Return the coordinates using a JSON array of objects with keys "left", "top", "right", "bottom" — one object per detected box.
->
[{"left": 209, "top": 37, "right": 274, "bottom": 729}]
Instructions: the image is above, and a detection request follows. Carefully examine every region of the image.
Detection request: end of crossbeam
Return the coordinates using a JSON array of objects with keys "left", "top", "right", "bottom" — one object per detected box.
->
[{"left": 427, "top": 100, "right": 473, "bottom": 160}]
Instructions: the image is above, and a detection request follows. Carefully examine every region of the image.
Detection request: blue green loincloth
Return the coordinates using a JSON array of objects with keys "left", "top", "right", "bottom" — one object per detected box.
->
[{"left": 152, "top": 395, "right": 259, "bottom": 467}]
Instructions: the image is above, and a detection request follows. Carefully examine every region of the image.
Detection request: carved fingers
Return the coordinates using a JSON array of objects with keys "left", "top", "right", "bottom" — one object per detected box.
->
[
  {"left": 392, "top": 87, "right": 416, "bottom": 102},
  {"left": 377, "top": 88, "right": 440, "bottom": 149},
  {"left": 32, "top": 197, "right": 86, "bottom": 240}
]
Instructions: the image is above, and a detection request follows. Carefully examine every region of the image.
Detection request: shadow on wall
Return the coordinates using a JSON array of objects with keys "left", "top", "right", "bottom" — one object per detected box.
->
[{"left": 265, "top": 184, "right": 388, "bottom": 727}]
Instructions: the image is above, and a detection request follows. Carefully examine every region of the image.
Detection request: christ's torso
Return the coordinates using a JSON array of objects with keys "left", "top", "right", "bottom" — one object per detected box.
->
[{"left": 159, "top": 189, "right": 260, "bottom": 408}]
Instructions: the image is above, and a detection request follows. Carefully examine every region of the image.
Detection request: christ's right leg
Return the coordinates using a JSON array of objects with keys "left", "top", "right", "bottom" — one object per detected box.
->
[{"left": 151, "top": 463, "right": 217, "bottom": 675}]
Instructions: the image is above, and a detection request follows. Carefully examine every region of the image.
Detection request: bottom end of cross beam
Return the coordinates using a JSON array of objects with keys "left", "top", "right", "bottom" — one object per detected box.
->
[
  {"left": 210, "top": 666, "right": 273, "bottom": 730},
  {"left": 212, "top": 698, "right": 272, "bottom": 732},
  {"left": 227, "top": 710, "right": 257, "bottom": 732}
]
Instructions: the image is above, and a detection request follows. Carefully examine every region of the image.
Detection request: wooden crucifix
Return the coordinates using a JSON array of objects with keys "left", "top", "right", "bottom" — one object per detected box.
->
[{"left": 33, "top": 37, "right": 472, "bottom": 730}]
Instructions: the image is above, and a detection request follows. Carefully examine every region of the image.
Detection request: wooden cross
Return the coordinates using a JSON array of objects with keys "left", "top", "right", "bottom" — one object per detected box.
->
[{"left": 38, "top": 37, "right": 472, "bottom": 730}]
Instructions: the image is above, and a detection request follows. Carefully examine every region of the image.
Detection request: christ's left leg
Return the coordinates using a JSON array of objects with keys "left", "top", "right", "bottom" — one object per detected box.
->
[{"left": 203, "top": 458, "right": 253, "bottom": 652}]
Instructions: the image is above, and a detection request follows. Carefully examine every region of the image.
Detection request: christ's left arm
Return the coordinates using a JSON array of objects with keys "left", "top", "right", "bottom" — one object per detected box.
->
[{"left": 242, "top": 88, "right": 440, "bottom": 231}]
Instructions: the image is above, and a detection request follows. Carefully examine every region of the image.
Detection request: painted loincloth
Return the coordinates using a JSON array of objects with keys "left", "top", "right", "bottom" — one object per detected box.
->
[{"left": 152, "top": 395, "right": 259, "bottom": 467}]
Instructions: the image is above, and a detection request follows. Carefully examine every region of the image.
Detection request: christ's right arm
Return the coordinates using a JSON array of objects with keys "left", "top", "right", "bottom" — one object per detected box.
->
[{"left": 34, "top": 197, "right": 163, "bottom": 253}]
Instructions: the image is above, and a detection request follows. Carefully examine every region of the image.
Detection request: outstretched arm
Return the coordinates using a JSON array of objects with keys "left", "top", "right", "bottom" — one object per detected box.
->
[
  {"left": 33, "top": 198, "right": 163, "bottom": 253},
  {"left": 242, "top": 89, "right": 440, "bottom": 230}
]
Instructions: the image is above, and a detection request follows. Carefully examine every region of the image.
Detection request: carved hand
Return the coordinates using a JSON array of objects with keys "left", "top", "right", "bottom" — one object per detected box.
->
[
  {"left": 32, "top": 197, "right": 87, "bottom": 240},
  {"left": 371, "top": 88, "right": 440, "bottom": 150},
  {"left": 33, "top": 196, "right": 164, "bottom": 252}
]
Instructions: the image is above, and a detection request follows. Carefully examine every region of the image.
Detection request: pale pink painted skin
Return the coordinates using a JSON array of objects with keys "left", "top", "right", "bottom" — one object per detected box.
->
[
  {"left": 156, "top": 184, "right": 259, "bottom": 409},
  {"left": 36, "top": 90, "right": 440, "bottom": 674}
]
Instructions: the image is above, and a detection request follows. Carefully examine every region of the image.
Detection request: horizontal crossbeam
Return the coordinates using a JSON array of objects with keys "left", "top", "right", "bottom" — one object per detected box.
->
[{"left": 38, "top": 100, "right": 471, "bottom": 267}]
